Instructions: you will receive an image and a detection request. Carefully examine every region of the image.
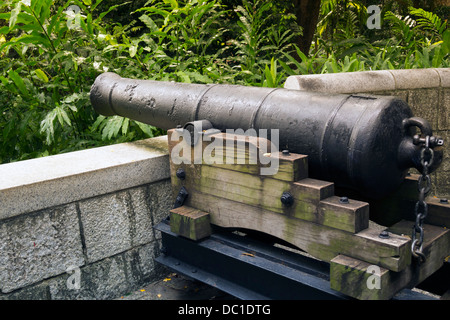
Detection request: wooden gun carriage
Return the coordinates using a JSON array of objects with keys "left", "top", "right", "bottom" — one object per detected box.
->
[{"left": 91, "top": 73, "right": 449, "bottom": 299}]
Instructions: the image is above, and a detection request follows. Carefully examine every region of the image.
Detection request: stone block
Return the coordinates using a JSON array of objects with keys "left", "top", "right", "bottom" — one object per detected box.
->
[
  {"left": 78, "top": 182, "right": 171, "bottom": 263},
  {"left": 436, "top": 130, "right": 450, "bottom": 171},
  {"left": 48, "top": 243, "right": 162, "bottom": 300},
  {"left": 0, "top": 135, "right": 170, "bottom": 220},
  {"left": 387, "top": 89, "right": 409, "bottom": 102},
  {"left": 370, "top": 90, "right": 409, "bottom": 102},
  {"left": 284, "top": 70, "right": 395, "bottom": 93},
  {"left": 389, "top": 69, "right": 441, "bottom": 90},
  {"left": 435, "top": 68, "right": 450, "bottom": 88},
  {"left": 128, "top": 186, "right": 155, "bottom": 246},
  {"left": 147, "top": 180, "right": 173, "bottom": 223},
  {"left": 78, "top": 191, "right": 133, "bottom": 263},
  {"left": 0, "top": 281, "right": 50, "bottom": 300},
  {"left": 49, "top": 252, "right": 130, "bottom": 300},
  {"left": 0, "top": 204, "right": 85, "bottom": 293},
  {"left": 433, "top": 130, "right": 450, "bottom": 198},
  {"left": 439, "top": 88, "right": 450, "bottom": 130},
  {"left": 407, "top": 88, "right": 440, "bottom": 130},
  {"left": 435, "top": 173, "right": 450, "bottom": 198},
  {"left": 147, "top": 179, "right": 173, "bottom": 240}
]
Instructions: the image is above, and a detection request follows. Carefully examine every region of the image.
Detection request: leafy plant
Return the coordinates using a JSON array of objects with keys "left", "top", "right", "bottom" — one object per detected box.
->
[
  {"left": 134, "top": 0, "right": 229, "bottom": 83},
  {"left": 381, "top": 7, "right": 449, "bottom": 68},
  {"left": 226, "top": 0, "right": 300, "bottom": 85},
  {"left": 0, "top": 0, "right": 447, "bottom": 164},
  {"left": 312, "top": 3, "right": 449, "bottom": 73},
  {"left": 0, "top": 0, "right": 159, "bottom": 163}
]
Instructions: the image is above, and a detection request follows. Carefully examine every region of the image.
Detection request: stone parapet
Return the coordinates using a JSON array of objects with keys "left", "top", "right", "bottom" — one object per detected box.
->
[
  {"left": 284, "top": 68, "right": 449, "bottom": 93},
  {"left": 0, "top": 136, "right": 172, "bottom": 299}
]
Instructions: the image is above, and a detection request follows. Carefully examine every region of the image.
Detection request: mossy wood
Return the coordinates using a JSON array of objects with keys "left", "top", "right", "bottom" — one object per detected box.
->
[
  {"left": 167, "top": 128, "right": 450, "bottom": 299},
  {"left": 169, "top": 206, "right": 211, "bottom": 241},
  {"left": 352, "top": 174, "right": 450, "bottom": 228},
  {"left": 330, "top": 220, "right": 450, "bottom": 300}
]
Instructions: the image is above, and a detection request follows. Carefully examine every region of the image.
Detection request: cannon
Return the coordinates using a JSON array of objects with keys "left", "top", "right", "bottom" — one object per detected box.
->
[
  {"left": 90, "top": 73, "right": 449, "bottom": 300},
  {"left": 90, "top": 72, "right": 443, "bottom": 199}
]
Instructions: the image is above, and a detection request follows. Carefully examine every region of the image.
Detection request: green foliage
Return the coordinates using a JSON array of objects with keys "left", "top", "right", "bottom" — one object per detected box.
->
[
  {"left": 226, "top": 0, "right": 299, "bottom": 86},
  {"left": 0, "top": 0, "right": 160, "bottom": 163},
  {"left": 282, "top": 2, "right": 449, "bottom": 76},
  {"left": 134, "top": 0, "right": 229, "bottom": 83},
  {"left": 0, "top": 0, "right": 299, "bottom": 163},
  {"left": 0, "top": 0, "right": 447, "bottom": 164}
]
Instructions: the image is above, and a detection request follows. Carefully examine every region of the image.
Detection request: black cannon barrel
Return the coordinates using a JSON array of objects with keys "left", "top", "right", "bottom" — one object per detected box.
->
[{"left": 90, "top": 72, "right": 443, "bottom": 198}]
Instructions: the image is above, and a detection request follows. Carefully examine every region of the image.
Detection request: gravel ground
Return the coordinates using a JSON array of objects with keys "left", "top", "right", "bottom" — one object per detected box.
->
[
  {"left": 115, "top": 272, "right": 445, "bottom": 301},
  {"left": 116, "top": 272, "right": 235, "bottom": 300}
]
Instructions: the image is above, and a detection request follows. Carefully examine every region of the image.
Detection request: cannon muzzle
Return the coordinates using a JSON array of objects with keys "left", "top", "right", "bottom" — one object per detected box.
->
[{"left": 90, "top": 72, "right": 444, "bottom": 198}]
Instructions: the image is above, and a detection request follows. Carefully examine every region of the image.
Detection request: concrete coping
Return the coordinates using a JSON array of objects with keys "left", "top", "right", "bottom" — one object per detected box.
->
[
  {"left": 0, "top": 135, "right": 170, "bottom": 221},
  {"left": 284, "top": 68, "right": 450, "bottom": 93}
]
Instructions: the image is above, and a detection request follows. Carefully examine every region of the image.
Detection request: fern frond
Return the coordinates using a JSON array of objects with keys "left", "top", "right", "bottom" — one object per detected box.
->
[{"left": 409, "top": 7, "right": 447, "bottom": 37}]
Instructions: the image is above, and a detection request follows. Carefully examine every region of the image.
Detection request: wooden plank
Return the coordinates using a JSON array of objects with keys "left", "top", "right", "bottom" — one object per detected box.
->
[
  {"left": 168, "top": 129, "right": 309, "bottom": 182},
  {"left": 423, "top": 197, "right": 450, "bottom": 228},
  {"left": 330, "top": 220, "right": 450, "bottom": 299},
  {"left": 330, "top": 255, "right": 407, "bottom": 300},
  {"left": 292, "top": 178, "right": 335, "bottom": 203},
  {"left": 169, "top": 206, "right": 211, "bottom": 241},
  {"left": 352, "top": 174, "right": 450, "bottom": 228},
  {"left": 168, "top": 128, "right": 268, "bottom": 173},
  {"left": 272, "top": 152, "right": 308, "bottom": 182},
  {"left": 171, "top": 163, "right": 369, "bottom": 233},
  {"left": 319, "top": 196, "right": 369, "bottom": 233},
  {"left": 184, "top": 190, "right": 409, "bottom": 272},
  {"left": 388, "top": 220, "right": 450, "bottom": 284}
]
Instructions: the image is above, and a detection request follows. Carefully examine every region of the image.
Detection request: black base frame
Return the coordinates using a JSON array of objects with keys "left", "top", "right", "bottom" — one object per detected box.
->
[{"left": 154, "top": 219, "right": 439, "bottom": 300}]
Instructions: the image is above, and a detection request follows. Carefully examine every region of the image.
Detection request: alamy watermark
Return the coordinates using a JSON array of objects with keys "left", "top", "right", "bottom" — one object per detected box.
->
[
  {"left": 170, "top": 121, "right": 280, "bottom": 175},
  {"left": 66, "top": 265, "right": 81, "bottom": 290},
  {"left": 367, "top": 5, "right": 381, "bottom": 30},
  {"left": 366, "top": 265, "right": 381, "bottom": 290},
  {"left": 66, "top": 4, "right": 81, "bottom": 30}
]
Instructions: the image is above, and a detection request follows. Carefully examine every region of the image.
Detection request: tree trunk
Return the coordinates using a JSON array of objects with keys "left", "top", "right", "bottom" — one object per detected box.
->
[{"left": 291, "top": 0, "right": 321, "bottom": 57}]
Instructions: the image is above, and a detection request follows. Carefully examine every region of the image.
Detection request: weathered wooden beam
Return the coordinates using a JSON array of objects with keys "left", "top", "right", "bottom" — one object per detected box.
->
[
  {"left": 388, "top": 220, "right": 450, "bottom": 284},
  {"left": 169, "top": 206, "right": 211, "bottom": 241},
  {"left": 167, "top": 128, "right": 410, "bottom": 271},
  {"left": 330, "top": 220, "right": 450, "bottom": 299},
  {"left": 183, "top": 191, "right": 409, "bottom": 272},
  {"left": 351, "top": 174, "right": 450, "bottom": 228},
  {"left": 330, "top": 255, "right": 405, "bottom": 300},
  {"left": 171, "top": 163, "right": 371, "bottom": 234},
  {"left": 423, "top": 196, "right": 450, "bottom": 228},
  {"left": 168, "top": 128, "right": 309, "bottom": 182},
  {"left": 318, "top": 196, "right": 369, "bottom": 233}
]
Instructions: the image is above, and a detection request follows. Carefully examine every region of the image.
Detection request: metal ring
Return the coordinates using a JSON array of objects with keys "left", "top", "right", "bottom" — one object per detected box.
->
[
  {"left": 402, "top": 117, "right": 433, "bottom": 136},
  {"left": 417, "top": 174, "right": 431, "bottom": 194},
  {"left": 414, "top": 203, "right": 428, "bottom": 221},
  {"left": 411, "top": 241, "right": 426, "bottom": 263},
  {"left": 411, "top": 239, "right": 420, "bottom": 258},
  {"left": 420, "top": 147, "right": 434, "bottom": 168},
  {"left": 411, "top": 239, "right": 424, "bottom": 259}
]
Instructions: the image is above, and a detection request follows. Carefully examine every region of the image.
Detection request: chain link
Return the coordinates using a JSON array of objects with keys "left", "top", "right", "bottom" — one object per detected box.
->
[{"left": 411, "top": 136, "right": 433, "bottom": 264}]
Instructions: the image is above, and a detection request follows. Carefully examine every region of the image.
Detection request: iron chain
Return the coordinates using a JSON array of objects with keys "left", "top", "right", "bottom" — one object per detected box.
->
[{"left": 411, "top": 136, "right": 434, "bottom": 264}]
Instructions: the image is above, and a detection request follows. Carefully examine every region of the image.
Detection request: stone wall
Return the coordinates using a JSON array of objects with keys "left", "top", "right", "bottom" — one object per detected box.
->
[
  {"left": 1, "top": 68, "right": 447, "bottom": 300},
  {"left": 285, "top": 68, "right": 449, "bottom": 197},
  {"left": 0, "top": 136, "right": 172, "bottom": 299}
]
